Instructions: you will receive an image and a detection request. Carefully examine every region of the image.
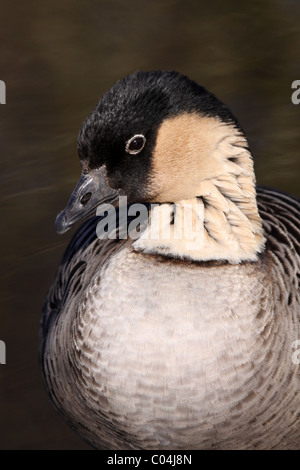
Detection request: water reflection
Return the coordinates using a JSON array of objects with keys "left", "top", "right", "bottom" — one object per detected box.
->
[{"left": 0, "top": 0, "right": 299, "bottom": 449}]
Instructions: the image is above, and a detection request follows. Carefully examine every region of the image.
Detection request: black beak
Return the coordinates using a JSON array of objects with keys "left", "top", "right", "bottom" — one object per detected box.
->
[{"left": 55, "top": 166, "right": 119, "bottom": 234}]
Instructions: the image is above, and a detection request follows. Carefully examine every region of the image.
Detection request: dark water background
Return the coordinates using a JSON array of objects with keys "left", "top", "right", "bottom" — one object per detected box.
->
[{"left": 0, "top": 0, "right": 300, "bottom": 449}]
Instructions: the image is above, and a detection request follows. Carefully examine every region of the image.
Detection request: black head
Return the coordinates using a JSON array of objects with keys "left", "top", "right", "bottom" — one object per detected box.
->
[
  {"left": 55, "top": 71, "right": 241, "bottom": 234},
  {"left": 77, "top": 71, "right": 239, "bottom": 200}
]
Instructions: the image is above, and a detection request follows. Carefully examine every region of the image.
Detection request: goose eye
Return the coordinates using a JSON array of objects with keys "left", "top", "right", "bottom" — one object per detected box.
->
[
  {"left": 80, "top": 192, "right": 92, "bottom": 205},
  {"left": 125, "top": 134, "right": 146, "bottom": 154}
]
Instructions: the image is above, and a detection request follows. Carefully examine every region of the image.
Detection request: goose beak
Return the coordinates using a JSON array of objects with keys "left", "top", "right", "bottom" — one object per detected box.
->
[{"left": 55, "top": 166, "right": 119, "bottom": 234}]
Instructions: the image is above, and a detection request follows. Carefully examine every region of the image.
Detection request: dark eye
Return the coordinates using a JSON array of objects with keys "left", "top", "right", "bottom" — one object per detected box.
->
[
  {"left": 80, "top": 192, "right": 92, "bottom": 205},
  {"left": 125, "top": 134, "right": 146, "bottom": 155}
]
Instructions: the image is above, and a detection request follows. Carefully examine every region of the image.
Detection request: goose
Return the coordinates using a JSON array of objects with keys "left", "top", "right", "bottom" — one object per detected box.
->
[{"left": 40, "top": 71, "right": 300, "bottom": 450}]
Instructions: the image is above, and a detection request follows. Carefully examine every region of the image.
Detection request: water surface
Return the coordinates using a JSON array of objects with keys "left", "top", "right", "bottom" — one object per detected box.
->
[{"left": 0, "top": 0, "right": 299, "bottom": 449}]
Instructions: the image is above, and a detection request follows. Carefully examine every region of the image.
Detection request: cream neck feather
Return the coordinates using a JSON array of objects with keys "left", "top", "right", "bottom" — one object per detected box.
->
[{"left": 133, "top": 119, "right": 266, "bottom": 264}]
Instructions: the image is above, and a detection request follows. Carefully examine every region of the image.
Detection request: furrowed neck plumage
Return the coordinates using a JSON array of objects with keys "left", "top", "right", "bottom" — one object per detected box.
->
[{"left": 133, "top": 114, "right": 266, "bottom": 264}]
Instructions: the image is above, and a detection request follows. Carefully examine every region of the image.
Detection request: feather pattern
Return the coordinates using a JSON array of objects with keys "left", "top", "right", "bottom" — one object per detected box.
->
[{"left": 40, "top": 186, "right": 300, "bottom": 450}]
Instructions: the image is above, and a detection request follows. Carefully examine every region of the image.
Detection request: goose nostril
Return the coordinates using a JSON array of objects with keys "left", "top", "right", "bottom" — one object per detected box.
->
[{"left": 80, "top": 192, "right": 92, "bottom": 205}]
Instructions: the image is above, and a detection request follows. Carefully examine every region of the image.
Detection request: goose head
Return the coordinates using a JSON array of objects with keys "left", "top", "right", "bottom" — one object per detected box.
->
[{"left": 55, "top": 71, "right": 265, "bottom": 263}]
